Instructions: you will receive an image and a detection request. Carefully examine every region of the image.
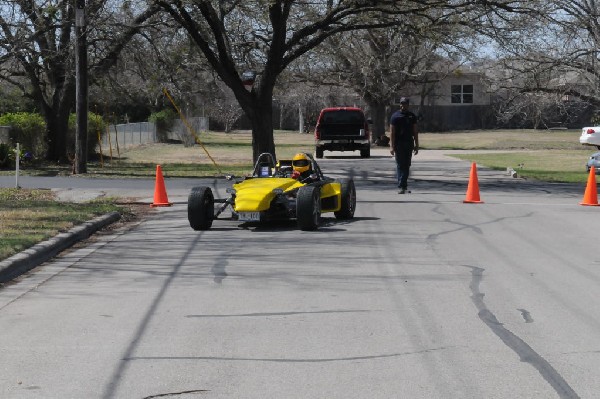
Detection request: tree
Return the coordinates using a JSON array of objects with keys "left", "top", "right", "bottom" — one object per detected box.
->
[
  {"left": 156, "top": 0, "right": 538, "bottom": 162},
  {"left": 0, "top": 80, "right": 35, "bottom": 114},
  {"left": 272, "top": 72, "right": 360, "bottom": 132},
  {"left": 0, "top": 0, "right": 161, "bottom": 163},
  {"left": 205, "top": 81, "right": 244, "bottom": 132},
  {"left": 482, "top": 0, "right": 600, "bottom": 126},
  {"left": 94, "top": 17, "right": 216, "bottom": 122},
  {"left": 316, "top": 27, "right": 449, "bottom": 139}
]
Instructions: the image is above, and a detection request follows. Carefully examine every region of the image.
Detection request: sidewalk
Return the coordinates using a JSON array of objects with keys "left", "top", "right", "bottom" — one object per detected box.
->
[{"left": 0, "top": 212, "right": 121, "bottom": 284}]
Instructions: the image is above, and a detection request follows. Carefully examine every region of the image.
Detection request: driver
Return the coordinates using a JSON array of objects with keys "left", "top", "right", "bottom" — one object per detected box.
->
[{"left": 291, "top": 152, "right": 316, "bottom": 182}]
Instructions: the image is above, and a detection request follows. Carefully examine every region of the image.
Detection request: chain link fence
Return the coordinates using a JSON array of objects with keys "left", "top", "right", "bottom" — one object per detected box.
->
[
  {"left": 100, "top": 117, "right": 209, "bottom": 152},
  {"left": 170, "top": 117, "right": 209, "bottom": 146},
  {"left": 101, "top": 122, "right": 156, "bottom": 150}
]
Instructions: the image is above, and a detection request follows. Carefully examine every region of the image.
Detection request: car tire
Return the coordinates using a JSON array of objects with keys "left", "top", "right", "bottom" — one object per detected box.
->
[
  {"left": 297, "top": 185, "right": 321, "bottom": 231},
  {"left": 315, "top": 147, "right": 324, "bottom": 159},
  {"left": 188, "top": 186, "right": 214, "bottom": 230},
  {"left": 334, "top": 178, "right": 356, "bottom": 220},
  {"left": 360, "top": 148, "right": 370, "bottom": 158}
]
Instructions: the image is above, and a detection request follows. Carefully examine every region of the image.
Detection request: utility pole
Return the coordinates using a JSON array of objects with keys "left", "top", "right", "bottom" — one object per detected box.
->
[
  {"left": 298, "top": 104, "right": 304, "bottom": 134},
  {"left": 74, "top": 0, "right": 88, "bottom": 174}
]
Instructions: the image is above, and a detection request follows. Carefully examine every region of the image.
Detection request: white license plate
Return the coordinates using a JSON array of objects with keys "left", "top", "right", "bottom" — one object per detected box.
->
[{"left": 238, "top": 212, "right": 260, "bottom": 222}]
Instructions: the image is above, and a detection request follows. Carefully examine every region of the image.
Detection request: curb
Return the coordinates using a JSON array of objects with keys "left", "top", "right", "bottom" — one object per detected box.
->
[{"left": 0, "top": 211, "right": 121, "bottom": 284}]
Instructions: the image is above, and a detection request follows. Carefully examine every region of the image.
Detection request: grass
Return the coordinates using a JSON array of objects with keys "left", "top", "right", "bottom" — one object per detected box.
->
[
  {"left": 0, "top": 188, "right": 133, "bottom": 260},
  {"left": 417, "top": 129, "right": 593, "bottom": 183},
  {"left": 2, "top": 130, "right": 315, "bottom": 178},
  {"left": 419, "top": 129, "right": 584, "bottom": 150}
]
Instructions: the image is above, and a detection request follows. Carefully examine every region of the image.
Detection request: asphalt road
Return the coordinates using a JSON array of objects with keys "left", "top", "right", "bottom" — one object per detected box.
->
[{"left": 0, "top": 149, "right": 597, "bottom": 398}]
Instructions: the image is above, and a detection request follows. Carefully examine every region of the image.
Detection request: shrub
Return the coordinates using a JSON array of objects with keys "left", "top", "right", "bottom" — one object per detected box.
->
[
  {"left": 0, "top": 143, "right": 33, "bottom": 168},
  {"left": 0, "top": 112, "right": 46, "bottom": 159},
  {"left": 0, "top": 143, "right": 10, "bottom": 167},
  {"left": 149, "top": 108, "right": 177, "bottom": 143},
  {"left": 68, "top": 112, "right": 107, "bottom": 157}
]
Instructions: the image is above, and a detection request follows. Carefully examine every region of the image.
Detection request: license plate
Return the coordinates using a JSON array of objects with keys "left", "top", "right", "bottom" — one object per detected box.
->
[{"left": 238, "top": 212, "right": 260, "bottom": 222}]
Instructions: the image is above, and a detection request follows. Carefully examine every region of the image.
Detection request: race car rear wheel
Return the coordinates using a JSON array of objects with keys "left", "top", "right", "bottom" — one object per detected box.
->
[
  {"left": 297, "top": 185, "right": 321, "bottom": 231},
  {"left": 334, "top": 178, "right": 356, "bottom": 219},
  {"left": 188, "top": 186, "right": 214, "bottom": 230}
]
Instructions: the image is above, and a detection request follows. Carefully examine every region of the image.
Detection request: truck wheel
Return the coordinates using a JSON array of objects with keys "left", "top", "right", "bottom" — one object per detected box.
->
[
  {"left": 188, "top": 186, "right": 214, "bottom": 230},
  {"left": 315, "top": 147, "right": 324, "bottom": 159},
  {"left": 360, "top": 148, "right": 370, "bottom": 158},
  {"left": 334, "top": 178, "right": 356, "bottom": 220},
  {"left": 297, "top": 185, "right": 321, "bottom": 231}
]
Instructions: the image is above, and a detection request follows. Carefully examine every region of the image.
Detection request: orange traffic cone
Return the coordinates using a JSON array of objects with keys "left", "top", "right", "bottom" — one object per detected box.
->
[
  {"left": 580, "top": 166, "right": 599, "bottom": 206},
  {"left": 151, "top": 165, "right": 172, "bottom": 207},
  {"left": 463, "top": 162, "right": 484, "bottom": 203}
]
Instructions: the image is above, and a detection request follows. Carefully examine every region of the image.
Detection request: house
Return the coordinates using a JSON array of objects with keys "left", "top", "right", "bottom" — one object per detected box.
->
[{"left": 392, "top": 69, "right": 496, "bottom": 132}]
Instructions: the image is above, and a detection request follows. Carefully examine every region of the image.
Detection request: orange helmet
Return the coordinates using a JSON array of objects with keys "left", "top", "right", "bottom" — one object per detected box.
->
[{"left": 292, "top": 153, "right": 311, "bottom": 174}]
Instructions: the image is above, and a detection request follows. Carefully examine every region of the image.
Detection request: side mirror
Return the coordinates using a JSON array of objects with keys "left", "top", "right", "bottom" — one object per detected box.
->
[{"left": 301, "top": 173, "right": 318, "bottom": 183}]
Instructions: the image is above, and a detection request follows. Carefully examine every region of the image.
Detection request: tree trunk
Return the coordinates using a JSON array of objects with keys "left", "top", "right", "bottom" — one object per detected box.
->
[
  {"left": 248, "top": 101, "right": 276, "bottom": 162},
  {"left": 37, "top": 69, "right": 75, "bottom": 163},
  {"left": 367, "top": 100, "right": 388, "bottom": 140},
  {"left": 236, "top": 84, "right": 277, "bottom": 163},
  {"left": 44, "top": 110, "right": 70, "bottom": 163}
]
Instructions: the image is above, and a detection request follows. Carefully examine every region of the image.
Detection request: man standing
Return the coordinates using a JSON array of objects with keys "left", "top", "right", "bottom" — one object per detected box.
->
[{"left": 390, "top": 97, "right": 419, "bottom": 194}]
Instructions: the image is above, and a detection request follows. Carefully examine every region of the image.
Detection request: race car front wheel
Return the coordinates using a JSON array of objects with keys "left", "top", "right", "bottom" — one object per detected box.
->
[
  {"left": 297, "top": 185, "right": 321, "bottom": 231},
  {"left": 334, "top": 178, "right": 356, "bottom": 220},
  {"left": 188, "top": 186, "right": 214, "bottom": 230}
]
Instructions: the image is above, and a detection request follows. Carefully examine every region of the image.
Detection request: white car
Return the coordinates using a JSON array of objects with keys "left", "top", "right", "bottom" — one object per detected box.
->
[{"left": 579, "top": 126, "right": 600, "bottom": 149}]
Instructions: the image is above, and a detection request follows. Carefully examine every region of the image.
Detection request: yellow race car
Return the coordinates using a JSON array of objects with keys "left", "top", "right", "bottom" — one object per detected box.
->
[{"left": 187, "top": 152, "right": 356, "bottom": 231}]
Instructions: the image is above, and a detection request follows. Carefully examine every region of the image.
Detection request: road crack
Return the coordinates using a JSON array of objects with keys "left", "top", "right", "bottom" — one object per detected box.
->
[{"left": 466, "top": 265, "right": 579, "bottom": 399}]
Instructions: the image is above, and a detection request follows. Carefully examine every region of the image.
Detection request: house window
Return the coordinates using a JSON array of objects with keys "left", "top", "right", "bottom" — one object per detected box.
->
[{"left": 451, "top": 84, "right": 473, "bottom": 104}]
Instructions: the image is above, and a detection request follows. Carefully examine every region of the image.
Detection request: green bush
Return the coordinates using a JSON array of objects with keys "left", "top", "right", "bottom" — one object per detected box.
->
[
  {"left": 0, "top": 112, "right": 46, "bottom": 159},
  {"left": 0, "top": 143, "right": 10, "bottom": 167},
  {"left": 149, "top": 108, "right": 176, "bottom": 143},
  {"left": 68, "top": 112, "right": 107, "bottom": 157},
  {"left": 0, "top": 143, "right": 32, "bottom": 168}
]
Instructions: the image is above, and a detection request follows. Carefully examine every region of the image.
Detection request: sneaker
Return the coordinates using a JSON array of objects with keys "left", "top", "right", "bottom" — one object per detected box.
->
[{"left": 398, "top": 188, "right": 406, "bottom": 194}]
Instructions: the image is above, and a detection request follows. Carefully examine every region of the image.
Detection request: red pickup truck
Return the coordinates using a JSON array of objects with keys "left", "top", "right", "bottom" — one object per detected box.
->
[{"left": 314, "top": 107, "right": 372, "bottom": 158}]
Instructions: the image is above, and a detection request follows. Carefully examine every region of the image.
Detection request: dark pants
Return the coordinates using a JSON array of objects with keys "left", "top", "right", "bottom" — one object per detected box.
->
[{"left": 394, "top": 144, "right": 413, "bottom": 189}]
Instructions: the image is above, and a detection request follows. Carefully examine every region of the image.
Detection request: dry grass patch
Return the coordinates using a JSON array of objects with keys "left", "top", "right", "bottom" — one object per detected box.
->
[
  {"left": 101, "top": 130, "right": 315, "bottom": 165},
  {"left": 0, "top": 188, "right": 127, "bottom": 260},
  {"left": 88, "top": 130, "right": 315, "bottom": 177},
  {"left": 420, "top": 129, "right": 585, "bottom": 150}
]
